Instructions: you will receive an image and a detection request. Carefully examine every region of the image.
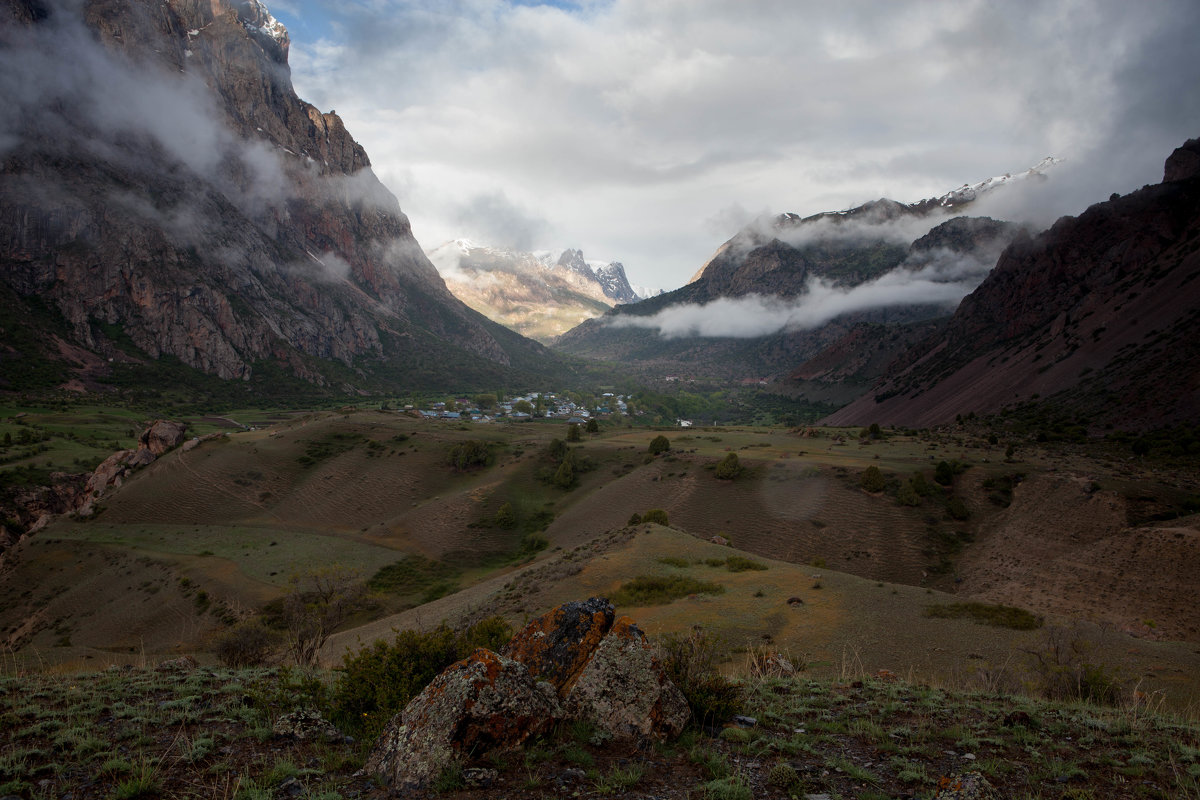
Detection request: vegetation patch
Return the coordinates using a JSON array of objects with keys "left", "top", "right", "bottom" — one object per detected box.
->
[
  {"left": 924, "top": 601, "right": 1043, "bottom": 630},
  {"left": 611, "top": 575, "right": 725, "bottom": 606},
  {"left": 296, "top": 432, "right": 364, "bottom": 467},
  {"left": 367, "top": 556, "right": 460, "bottom": 598}
]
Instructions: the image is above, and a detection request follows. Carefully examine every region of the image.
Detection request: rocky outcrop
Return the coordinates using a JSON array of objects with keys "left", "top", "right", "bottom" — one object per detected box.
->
[
  {"left": 501, "top": 597, "right": 615, "bottom": 695},
  {"left": 0, "top": 0, "right": 556, "bottom": 391},
  {"left": 366, "top": 599, "right": 689, "bottom": 790},
  {"left": 364, "top": 649, "right": 561, "bottom": 791},
  {"left": 78, "top": 421, "right": 186, "bottom": 515},
  {"left": 563, "top": 616, "right": 689, "bottom": 740}
]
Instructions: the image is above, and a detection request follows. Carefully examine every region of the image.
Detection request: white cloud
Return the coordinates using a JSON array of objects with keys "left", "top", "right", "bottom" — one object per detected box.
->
[{"left": 282, "top": 0, "right": 1199, "bottom": 290}]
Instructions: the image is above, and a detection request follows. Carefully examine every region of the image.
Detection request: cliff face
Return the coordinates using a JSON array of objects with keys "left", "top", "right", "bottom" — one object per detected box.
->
[
  {"left": 0, "top": 0, "right": 551, "bottom": 389},
  {"left": 824, "top": 138, "right": 1200, "bottom": 430}
]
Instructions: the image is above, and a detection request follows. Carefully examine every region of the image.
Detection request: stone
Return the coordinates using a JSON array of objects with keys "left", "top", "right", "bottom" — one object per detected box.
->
[
  {"left": 154, "top": 655, "right": 198, "bottom": 672},
  {"left": 934, "top": 771, "right": 1000, "bottom": 800},
  {"left": 365, "top": 648, "right": 560, "bottom": 790},
  {"left": 564, "top": 616, "right": 689, "bottom": 740},
  {"left": 140, "top": 420, "right": 187, "bottom": 456},
  {"left": 273, "top": 708, "right": 341, "bottom": 742},
  {"left": 502, "top": 597, "right": 614, "bottom": 696}
]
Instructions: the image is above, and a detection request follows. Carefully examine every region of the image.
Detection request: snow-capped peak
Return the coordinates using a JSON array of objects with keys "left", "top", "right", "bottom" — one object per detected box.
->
[
  {"left": 936, "top": 156, "right": 1062, "bottom": 207},
  {"left": 236, "top": 0, "right": 289, "bottom": 50}
]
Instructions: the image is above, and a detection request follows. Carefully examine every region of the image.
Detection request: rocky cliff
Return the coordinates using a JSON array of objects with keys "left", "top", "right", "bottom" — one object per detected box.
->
[
  {"left": 0, "top": 0, "right": 560, "bottom": 392},
  {"left": 824, "top": 138, "right": 1200, "bottom": 430}
]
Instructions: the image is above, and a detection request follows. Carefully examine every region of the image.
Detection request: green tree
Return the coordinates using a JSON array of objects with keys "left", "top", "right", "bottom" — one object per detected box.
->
[
  {"left": 448, "top": 440, "right": 493, "bottom": 472},
  {"left": 910, "top": 471, "right": 932, "bottom": 496},
  {"left": 552, "top": 456, "right": 576, "bottom": 489},
  {"left": 494, "top": 501, "right": 517, "bottom": 529},
  {"left": 585, "top": 418, "right": 599, "bottom": 434},
  {"left": 934, "top": 460, "right": 955, "bottom": 486},
  {"left": 860, "top": 465, "right": 885, "bottom": 492},
  {"left": 2, "top": 432, "right": 10, "bottom": 447},
  {"left": 547, "top": 438, "right": 567, "bottom": 461},
  {"left": 647, "top": 434, "right": 671, "bottom": 455},
  {"left": 566, "top": 423, "right": 582, "bottom": 442},
  {"left": 513, "top": 399, "right": 533, "bottom": 415},
  {"left": 714, "top": 452, "right": 741, "bottom": 480},
  {"left": 474, "top": 394, "right": 497, "bottom": 410}
]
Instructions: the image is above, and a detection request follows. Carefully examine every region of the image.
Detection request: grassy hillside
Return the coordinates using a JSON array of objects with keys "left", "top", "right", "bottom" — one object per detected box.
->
[{"left": 3, "top": 411, "right": 1199, "bottom": 711}]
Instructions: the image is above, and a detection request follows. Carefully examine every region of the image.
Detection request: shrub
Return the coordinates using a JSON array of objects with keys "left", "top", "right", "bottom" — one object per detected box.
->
[
  {"left": 714, "top": 452, "right": 741, "bottom": 480},
  {"left": 494, "top": 501, "right": 517, "bottom": 529},
  {"left": 723, "top": 555, "right": 766, "bottom": 572},
  {"left": 331, "top": 616, "right": 512, "bottom": 740},
  {"left": 923, "top": 601, "right": 1043, "bottom": 630},
  {"left": 647, "top": 435, "right": 671, "bottom": 455},
  {"left": 627, "top": 512, "right": 642, "bottom": 525},
  {"left": 641, "top": 508, "right": 669, "bottom": 526},
  {"left": 860, "top": 465, "right": 885, "bottom": 492},
  {"left": 447, "top": 440, "right": 494, "bottom": 472},
  {"left": 945, "top": 496, "right": 971, "bottom": 520},
  {"left": 266, "top": 568, "right": 367, "bottom": 667},
  {"left": 895, "top": 483, "right": 921, "bottom": 507},
  {"left": 213, "top": 619, "right": 280, "bottom": 667},
  {"left": 660, "top": 627, "right": 743, "bottom": 727},
  {"left": 910, "top": 471, "right": 932, "bottom": 496},
  {"left": 934, "top": 460, "right": 955, "bottom": 486},
  {"left": 1025, "top": 625, "right": 1127, "bottom": 706},
  {"left": 566, "top": 423, "right": 582, "bottom": 442},
  {"left": 611, "top": 575, "right": 724, "bottom": 606}
]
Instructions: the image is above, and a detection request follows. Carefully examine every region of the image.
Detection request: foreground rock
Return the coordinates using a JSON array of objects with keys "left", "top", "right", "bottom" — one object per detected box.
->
[
  {"left": 564, "top": 616, "right": 689, "bottom": 739},
  {"left": 366, "top": 598, "right": 690, "bottom": 789},
  {"left": 502, "top": 596, "right": 615, "bottom": 695},
  {"left": 364, "top": 649, "right": 560, "bottom": 790}
]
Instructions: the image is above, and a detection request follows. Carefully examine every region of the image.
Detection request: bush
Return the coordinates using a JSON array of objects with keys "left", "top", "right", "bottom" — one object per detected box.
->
[
  {"left": 1025, "top": 625, "right": 1127, "bottom": 706},
  {"left": 447, "top": 440, "right": 494, "bottom": 472},
  {"left": 659, "top": 628, "right": 742, "bottom": 727},
  {"left": 895, "top": 483, "right": 921, "bottom": 507},
  {"left": 860, "top": 465, "right": 885, "bottom": 492},
  {"left": 641, "top": 508, "right": 669, "bottom": 526},
  {"left": 611, "top": 575, "right": 724, "bottom": 606},
  {"left": 647, "top": 435, "right": 671, "bottom": 455},
  {"left": 923, "top": 601, "right": 1043, "bottom": 630},
  {"left": 723, "top": 555, "right": 766, "bottom": 572},
  {"left": 566, "top": 423, "right": 582, "bottom": 442},
  {"left": 945, "top": 496, "right": 971, "bottom": 520},
  {"left": 214, "top": 620, "right": 280, "bottom": 667},
  {"left": 627, "top": 512, "right": 642, "bottom": 525},
  {"left": 331, "top": 617, "right": 512, "bottom": 741},
  {"left": 714, "top": 452, "right": 741, "bottom": 480},
  {"left": 934, "top": 460, "right": 955, "bottom": 486},
  {"left": 494, "top": 501, "right": 517, "bottom": 529}
]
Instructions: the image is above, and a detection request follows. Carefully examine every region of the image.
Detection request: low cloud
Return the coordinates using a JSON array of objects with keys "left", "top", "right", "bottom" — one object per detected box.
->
[
  {"left": 610, "top": 242, "right": 1005, "bottom": 339},
  {"left": 451, "top": 191, "right": 550, "bottom": 253}
]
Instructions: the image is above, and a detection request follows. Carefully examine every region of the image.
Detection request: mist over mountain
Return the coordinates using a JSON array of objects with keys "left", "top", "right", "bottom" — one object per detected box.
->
[
  {"left": 825, "top": 138, "right": 1200, "bottom": 431},
  {"left": 0, "top": 0, "right": 565, "bottom": 394},
  {"left": 553, "top": 168, "right": 1034, "bottom": 388}
]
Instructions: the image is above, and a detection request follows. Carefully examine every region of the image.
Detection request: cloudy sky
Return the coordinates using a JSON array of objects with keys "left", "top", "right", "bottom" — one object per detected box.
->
[{"left": 270, "top": 0, "right": 1200, "bottom": 291}]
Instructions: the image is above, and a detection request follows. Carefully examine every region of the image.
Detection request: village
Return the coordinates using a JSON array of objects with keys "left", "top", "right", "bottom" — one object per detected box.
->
[{"left": 409, "top": 391, "right": 634, "bottom": 424}]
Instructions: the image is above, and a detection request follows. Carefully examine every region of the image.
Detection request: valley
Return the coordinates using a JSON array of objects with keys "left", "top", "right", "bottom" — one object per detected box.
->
[{"left": 4, "top": 408, "right": 1198, "bottom": 714}]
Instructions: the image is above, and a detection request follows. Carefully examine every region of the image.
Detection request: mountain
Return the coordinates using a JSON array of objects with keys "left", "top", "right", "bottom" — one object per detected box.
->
[
  {"left": 824, "top": 138, "right": 1200, "bottom": 430},
  {"left": 427, "top": 241, "right": 640, "bottom": 343},
  {"left": 553, "top": 179, "right": 1027, "bottom": 389},
  {"left": 0, "top": 0, "right": 566, "bottom": 395}
]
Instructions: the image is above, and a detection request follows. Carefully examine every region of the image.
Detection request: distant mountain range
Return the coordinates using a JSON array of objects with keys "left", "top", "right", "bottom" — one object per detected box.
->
[
  {"left": 552, "top": 167, "right": 1038, "bottom": 394},
  {"left": 0, "top": 0, "right": 571, "bottom": 396},
  {"left": 426, "top": 240, "right": 648, "bottom": 343}
]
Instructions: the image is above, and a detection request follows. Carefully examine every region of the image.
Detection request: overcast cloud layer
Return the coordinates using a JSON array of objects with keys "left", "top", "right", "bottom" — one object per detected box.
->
[{"left": 275, "top": 0, "right": 1200, "bottom": 290}]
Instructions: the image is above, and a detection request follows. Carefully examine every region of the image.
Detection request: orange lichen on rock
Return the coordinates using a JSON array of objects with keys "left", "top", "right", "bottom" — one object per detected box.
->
[{"left": 502, "top": 597, "right": 614, "bottom": 696}]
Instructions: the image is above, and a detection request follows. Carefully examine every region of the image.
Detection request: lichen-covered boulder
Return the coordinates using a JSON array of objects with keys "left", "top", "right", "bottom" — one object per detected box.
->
[
  {"left": 502, "top": 597, "right": 614, "bottom": 696},
  {"left": 934, "top": 771, "right": 1000, "bottom": 800},
  {"left": 364, "top": 648, "right": 560, "bottom": 790},
  {"left": 564, "top": 616, "right": 689, "bottom": 739},
  {"left": 272, "top": 708, "right": 341, "bottom": 741}
]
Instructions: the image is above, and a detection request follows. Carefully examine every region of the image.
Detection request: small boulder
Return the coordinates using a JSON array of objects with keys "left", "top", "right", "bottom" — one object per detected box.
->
[
  {"left": 934, "top": 771, "right": 1000, "bottom": 800},
  {"left": 503, "top": 597, "right": 614, "bottom": 696},
  {"left": 564, "top": 616, "right": 689, "bottom": 739},
  {"left": 154, "top": 655, "right": 198, "bottom": 673},
  {"left": 273, "top": 708, "right": 341, "bottom": 741},
  {"left": 365, "top": 648, "right": 560, "bottom": 790}
]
